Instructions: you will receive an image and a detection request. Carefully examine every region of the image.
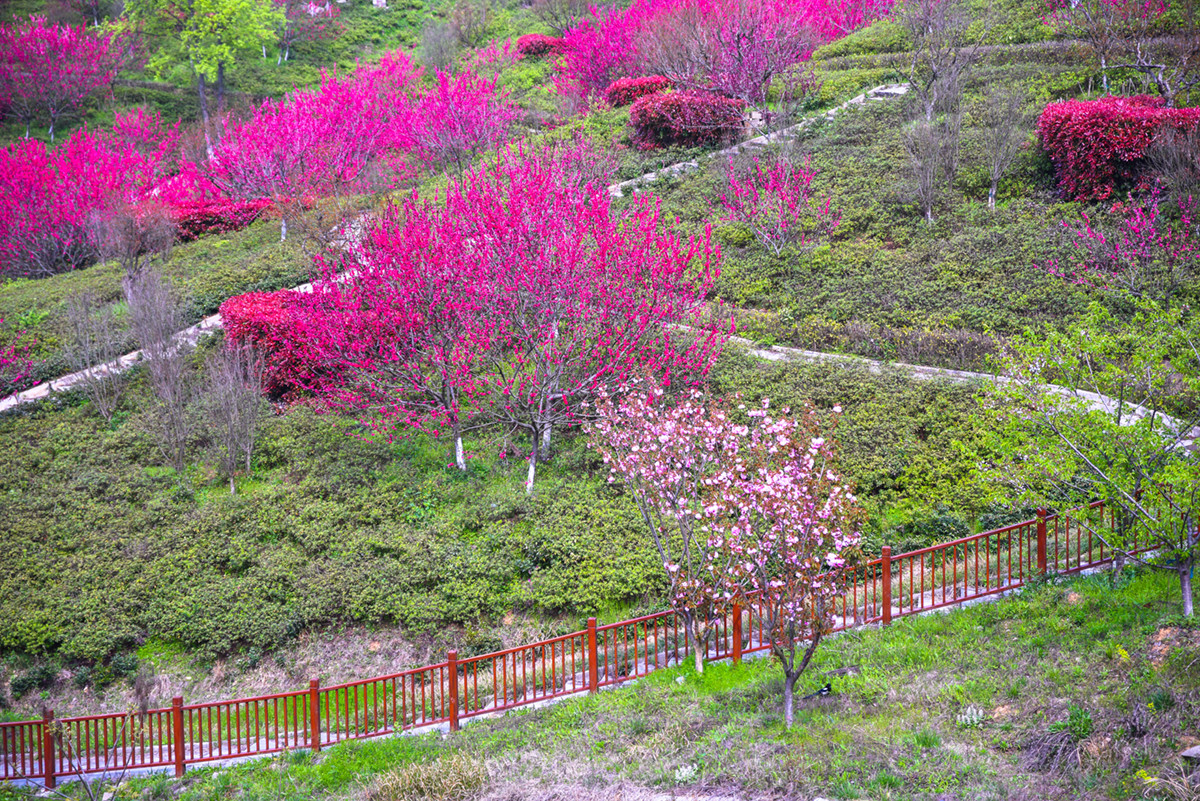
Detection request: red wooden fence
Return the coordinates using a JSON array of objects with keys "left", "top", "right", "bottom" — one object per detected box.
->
[{"left": 0, "top": 502, "right": 1150, "bottom": 788}]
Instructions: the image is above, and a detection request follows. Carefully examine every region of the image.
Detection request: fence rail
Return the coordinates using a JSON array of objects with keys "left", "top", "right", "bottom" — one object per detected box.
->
[{"left": 1, "top": 502, "right": 1151, "bottom": 788}]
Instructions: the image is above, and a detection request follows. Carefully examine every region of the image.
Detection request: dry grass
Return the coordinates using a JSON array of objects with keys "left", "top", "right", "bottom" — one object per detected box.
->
[{"left": 367, "top": 754, "right": 490, "bottom": 801}]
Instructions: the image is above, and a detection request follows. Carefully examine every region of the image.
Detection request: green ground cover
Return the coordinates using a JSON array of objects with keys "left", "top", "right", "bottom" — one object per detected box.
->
[{"left": 0, "top": 348, "right": 998, "bottom": 674}]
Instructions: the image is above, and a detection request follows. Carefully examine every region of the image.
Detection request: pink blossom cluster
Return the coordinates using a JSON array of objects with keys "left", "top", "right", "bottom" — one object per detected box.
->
[
  {"left": 1039, "top": 191, "right": 1198, "bottom": 302},
  {"left": 589, "top": 380, "right": 861, "bottom": 684}
]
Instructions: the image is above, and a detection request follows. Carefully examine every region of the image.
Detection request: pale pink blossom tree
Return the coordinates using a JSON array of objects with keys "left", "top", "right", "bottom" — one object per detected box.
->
[
  {"left": 720, "top": 402, "right": 862, "bottom": 728},
  {"left": 589, "top": 382, "right": 747, "bottom": 674}
]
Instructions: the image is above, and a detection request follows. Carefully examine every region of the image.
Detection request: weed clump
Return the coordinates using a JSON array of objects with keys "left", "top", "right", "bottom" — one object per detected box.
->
[{"left": 367, "top": 754, "right": 489, "bottom": 801}]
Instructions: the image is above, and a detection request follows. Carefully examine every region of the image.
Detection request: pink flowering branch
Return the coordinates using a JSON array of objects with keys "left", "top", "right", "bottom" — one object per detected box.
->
[
  {"left": 1038, "top": 191, "right": 1198, "bottom": 303},
  {"left": 719, "top": 156, "right": 842, "bottom": 256}
]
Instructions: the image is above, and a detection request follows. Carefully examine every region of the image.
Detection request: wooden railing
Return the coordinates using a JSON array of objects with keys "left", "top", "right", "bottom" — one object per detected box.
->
[{"left": 1, "top": 502, "right": 1150, "bottom": 788}]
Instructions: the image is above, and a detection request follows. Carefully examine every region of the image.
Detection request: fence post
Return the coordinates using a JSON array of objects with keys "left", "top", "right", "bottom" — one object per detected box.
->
[
  {"left": 309, "top": 679, "right": 321, "bottom": 753},
  {"left": 1036, "top": 508, "right": 1048, "bottom": 576},
  {"left": 882, "top": 546, "right": 893, "bottom": 626},
  {"left": 731, "top": 604, "right": 743, "bottom": 665},
  {"left": 41, "top": 708, "right": 55, "bottom": 790},
  {"left": 447, "top": 651, "right": 459, "bottom": 732},
  {"left": 587, "top": 617, "right": 599, "bottom": 693},
  {"left": 172, "top": 697, "right": 185, "bottom": 778}
]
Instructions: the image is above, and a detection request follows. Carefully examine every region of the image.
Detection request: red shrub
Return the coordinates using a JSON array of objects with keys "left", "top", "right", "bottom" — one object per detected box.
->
[
  {"left": 1037, "top": 95, "right": 1200, "bottom": 201},
  {"left": 170, "top": 198, "right": 273, "bottom": 241},
  {"left": 629, "top": 90, "right": 745, "bottom": 149},
  {"left": 605, "top": 75, "right": 671, "bottom": 107},
  {"left": 516, "top": 33, "right": 569, "bottom": 58},
  {"left": 219, "top": 290, "right": 310, "bottom": 396}
]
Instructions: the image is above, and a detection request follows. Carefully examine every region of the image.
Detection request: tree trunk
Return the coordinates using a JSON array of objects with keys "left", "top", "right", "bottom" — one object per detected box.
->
[
  {"left": 525, "top": 431, "right": 539, "bottom": 493},
  {"left": 230, "top": 475, "right": 236, "bottom": 495},
  {"left": 988, "top": 181, "right": 997, "bottom": 211},
  {"left": 689, "top": 616, "right": 706, "bottom": 674},
  {"left": 1100, "top": 54, "right": 1109, "bottom": 93},
  {"left": 280, "top": 216, "right": 288, "bottom": 242},
  {"left": 453, "top": 421, "right": 466, "bottom": 471},
  {"left": 1182, "top": 563, "right": 1194, "bottom": 617},
  {"left": 196, "top": 71, "right": 215, "bottom": 160},
  {"left": 783, "top": 672, "right": 799, "bottom": 728},
  {"left": 541, "top": 425, "right": 552, "bottom": 462},
  {"left": 216, "top": 61, "right": 227, "bottom": 114}
]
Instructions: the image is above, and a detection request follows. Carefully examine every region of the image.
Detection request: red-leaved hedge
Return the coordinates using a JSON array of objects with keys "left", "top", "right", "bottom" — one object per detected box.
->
[
  {"left": 516, "top": 34, "right": 569, "bottom": 58},
  {"left": 1037, "top": 95, "right": 1200, "bottom": 201},
  {"left": 629, "top": 91, "right": 746, "bottom": 149},
  {"left": 605, "top": 75, "right": 672, "bottom": 107},
  {"left": 219, "top": 289, "right": 308, "bottom": 396},
  {"left": 170, "top": 198, "right": 274, "bottom": 241}
]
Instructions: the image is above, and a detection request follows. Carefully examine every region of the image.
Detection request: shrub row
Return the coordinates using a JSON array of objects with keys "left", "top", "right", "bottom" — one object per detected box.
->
[
  {"left": 629, "top": 90, "right": 746, "bottom": 149},
  {"left": 516, "top": 34, "right": 569, "bottom": 58},
  {"left": 170, "top": 198, "right": 274, "bottom": 242},
  {"left": 604, "top": 75, "right": 671, "bottom": 107},
  {"left": 1037, "top": 95, "right": 1200, "bottom": 201}
]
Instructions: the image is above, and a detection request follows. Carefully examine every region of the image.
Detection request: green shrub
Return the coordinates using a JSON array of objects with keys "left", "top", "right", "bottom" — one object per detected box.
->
[{"left": 10, "top": 665, "right": 57, "bottom": 698}]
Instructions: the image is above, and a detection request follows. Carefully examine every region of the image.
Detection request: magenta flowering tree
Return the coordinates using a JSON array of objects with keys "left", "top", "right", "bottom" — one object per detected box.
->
[
  {"left": 1038, "top": 192, "right": 1198, "bottom": 303},
  {"left": 636, "top": 0, "right": 818, "bottom": 108},
  {"left": 292, "top": 200, "right": 497, "bottom": 471},
  {"left": 589, "top": 382, "right": 748, "bottom": 673},
  {"left": 296, "top": 145, "right": 727, "bottom": 488},
  {"left": 720, "top": 402, "right": 862, "bottom": 728},
  {"left": 204, "top": 58, "right": 422, "bottom": 240},
  {"left": 556, "top": 0, "right": 889, "bottom": 103},
  {"left": 0, "top": 16, "right": 124, "bottom": 140},
  {"left": 719, "top": 155, "right": 841, "bottom": 256},
  {"left": 407, "top": 70, "right": 520, "bottom": 173},
  {"left": 461, "top": 148, "right": 727, "bottom": 491},
  {"left": 0, "top": 109, "right": 178, "bottom": 277}
]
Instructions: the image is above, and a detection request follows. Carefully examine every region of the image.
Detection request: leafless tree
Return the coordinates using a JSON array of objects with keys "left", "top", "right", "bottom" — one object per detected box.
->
[
  {"left": 977, "top": 87, "right": 1033, "bottom": 211},
  {"left": 1147, "top": 126, "right": 1200, "bottom": 202},
  {"left": 419, "top": 20, "right": 459, "bottom": 72},
  {"left": 65, "top": 292, "right": 127, "bottom": 422},
  {"left": 204, "top": 342, "right": 267, "bottom": 494},
  {"left": 531, "top": 0, "right": 587, "bottom": 35},
  {"left": 124, "top": 269, "right": 192, "bottom": 471},
  {"left": 89, "top": 200, "right": 176, "bottom": 279},
  {"left": 1045, "top": 0, "right": 1127, "bottom": 93},
  {"left": 450, "top": 0, "right": 491, "bottom": 47},
  {"left": 899, "top": 0, "right": 985, "bottom": 123},
  {"left": 904, "top": 120, "right": 944, "bottom": 223}
]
